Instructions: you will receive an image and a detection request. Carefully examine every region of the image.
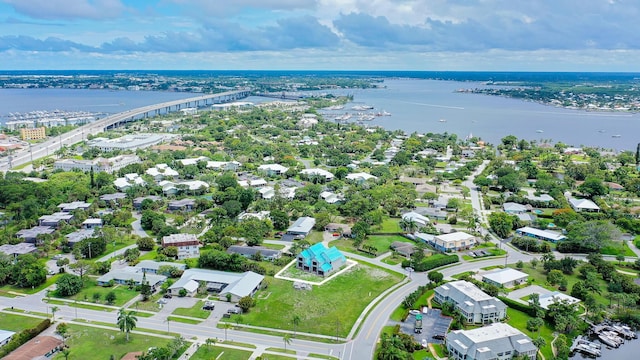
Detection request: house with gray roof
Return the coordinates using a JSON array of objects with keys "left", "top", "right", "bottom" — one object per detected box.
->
[
  {"left": 135, "top": 260, "right": 186, "bottom": 275},
  {"left": 38, "top": 212, "right": 74, "bottom": 227},
  {"left": 502, "top": 202, "right": 528, "bottom": 214},
  {"left": 97, "top": 269, "right": 166, "bottom": 288},
  {"left": 168, "top": 268, "right": 264, "bottom": 302},
  {"left": 65, "top": 229, "right": 96, "bottom": 246},
  {"left": 0, "top": 329, "right": 15, "bottom": 347},
  {"left": 569, "top": 198, "right": 600, "bottom": 212},
  {"left": 287, "top": 216, "right": 316, "bottom": 238},
  {"left": 434, "top": 280, "right": 507, "bottom": 324},
  {"left": 0, "top": 243, "right": 37, "bottom": 258},
  {"left": 16, "top": 226, "right": 55, "bottom": 243},
  {"left": 446, "top": 323, "right": 537, "bottom": 360},
  {"left": 227, "top": 245, "right": 281, "bottom": 261}
]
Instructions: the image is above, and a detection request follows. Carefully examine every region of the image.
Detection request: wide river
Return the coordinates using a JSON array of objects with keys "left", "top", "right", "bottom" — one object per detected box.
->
[{"left": 1, "top": 79, "right": 639, "bottom": 151}]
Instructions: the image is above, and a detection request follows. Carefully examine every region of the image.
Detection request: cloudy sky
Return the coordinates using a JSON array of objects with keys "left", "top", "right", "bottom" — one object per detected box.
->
[{"left": 0, "top": 0, "right": 638, "bottom": 71}]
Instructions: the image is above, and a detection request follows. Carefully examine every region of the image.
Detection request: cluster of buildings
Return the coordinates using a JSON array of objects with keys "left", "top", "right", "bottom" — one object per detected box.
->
[{"left": 54, "top": 154, "right": 140, "bottom": 173}]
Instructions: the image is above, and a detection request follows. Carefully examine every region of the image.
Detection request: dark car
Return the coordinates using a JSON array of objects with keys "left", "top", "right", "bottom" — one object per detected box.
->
[
  {"left": 163, "top": 293, "right": 173, "bottom": 299},
  {"left": 432, "top": 334, "right": 446, "bottom": 340}
]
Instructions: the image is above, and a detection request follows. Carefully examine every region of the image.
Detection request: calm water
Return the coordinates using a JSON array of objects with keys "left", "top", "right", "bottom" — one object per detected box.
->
[
  {"left": 2, "top": 80, "right": 639, "bottom": 151},
  {"left": 570, "top": 334, "right": 640, "bottom": 360}
]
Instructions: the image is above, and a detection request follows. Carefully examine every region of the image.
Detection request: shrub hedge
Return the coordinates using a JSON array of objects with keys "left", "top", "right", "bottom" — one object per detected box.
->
[{"left": 0, "top": 318, "right": 51, "bottom": 358}]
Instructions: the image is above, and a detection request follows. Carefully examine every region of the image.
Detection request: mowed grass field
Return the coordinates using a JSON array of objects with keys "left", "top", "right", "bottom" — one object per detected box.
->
[
  {"left": 52, "top": 324, "right": 174, "bottom": 360},
  {"left": 0, "top": 312, "right": 44, "bottom": 332},
  {"left": 238, "top": 264, "right": 403, "bottom": 336},
  {"left": 190, "top": 346, "right": 253, "bottom": 360}
]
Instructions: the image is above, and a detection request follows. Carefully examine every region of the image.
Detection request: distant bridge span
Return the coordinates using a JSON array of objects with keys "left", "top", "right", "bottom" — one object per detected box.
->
[{"left": 98, "top": 89, "right": 250, "bottom": 130}]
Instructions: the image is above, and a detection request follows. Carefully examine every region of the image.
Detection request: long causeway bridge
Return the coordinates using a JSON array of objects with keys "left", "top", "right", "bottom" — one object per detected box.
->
[{"left": 98, "top": 89, "right": 250, "bottom": 130}]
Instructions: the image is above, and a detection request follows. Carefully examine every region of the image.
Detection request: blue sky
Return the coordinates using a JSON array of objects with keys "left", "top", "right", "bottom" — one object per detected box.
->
[{"left": 0, "top": 0, "right": 638, "bottom": 71}]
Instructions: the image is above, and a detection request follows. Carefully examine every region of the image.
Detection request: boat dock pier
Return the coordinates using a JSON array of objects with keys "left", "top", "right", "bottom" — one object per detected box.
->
[{"left": 570, "top": 336, "right": 602, "bottom": 357}]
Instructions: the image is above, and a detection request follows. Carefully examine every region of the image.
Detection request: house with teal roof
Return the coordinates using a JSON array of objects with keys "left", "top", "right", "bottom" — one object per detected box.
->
[{"left": 297, "top": 243, "right": 346, "bottom": 277}]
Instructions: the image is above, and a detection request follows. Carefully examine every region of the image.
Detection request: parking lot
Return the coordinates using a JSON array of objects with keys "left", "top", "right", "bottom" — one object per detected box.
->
[{"left": 397, "top": 308, "right": 452, "bottom": 345}]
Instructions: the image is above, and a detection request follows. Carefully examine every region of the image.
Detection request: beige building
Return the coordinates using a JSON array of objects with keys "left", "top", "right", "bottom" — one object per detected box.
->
[
  {"left": 20, "top": 127, "right": 46, "bottom": 140},
  {"left": 432, "top": 231, "right": 477, "bottom": 252}
]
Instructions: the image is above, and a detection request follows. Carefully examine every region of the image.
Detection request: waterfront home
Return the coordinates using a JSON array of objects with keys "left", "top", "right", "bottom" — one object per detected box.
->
[
  {"left": 446, "top": 323, "right": 537, "bottom": 360},
  {"left": 538, "top": 291, "right": 581, "bottom": 310},
  {"left": 434, "top": 280, "right": 507, "bottom": 324}
]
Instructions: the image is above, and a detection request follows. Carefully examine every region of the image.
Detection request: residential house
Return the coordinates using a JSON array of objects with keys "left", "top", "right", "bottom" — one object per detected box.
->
[
  {"left": 82, "top": 218, "right": 103, "bottom": 229},
  {"left": 238, "top": 178, "right": 268, "bottom": 188},
  {"left": 297, "top": 243, "right": 346, "bottom": 277},
  {"left": 434, "top": 280, "right": 507, "bottom": 324},
  {"left": 135, "top": 260, "right": 186, "bottom": 275},
  {"left": 431, "top": 232, "right": 477, "bottom": 252},
  {"left": 160, "top": 180, "right": 209, "bottom": 195},
  {"left": 162, "top": 233, "right": 200, "bottom": 259},
  {"left": 206, "top": 161, "right": 242, "bottom": 171},
  {"left": 446, "top": 323, "right": 537, "bottom": 360},
  {"left": 238, "top": 211, "right": 271, "bottom": 221},
  {"left": 58, "top": 201, "right": 92, "bottom": 212},
  {"left": 257, "top": 187, "right": 276, "bottom": 200},
  {"left": 99, "top": 192, "right": 127, "bottom": 207},
  {"left": 401, "top": 211, "right": 431, "bottom": 228},
  {"left": 0, "top": 243, "right": 37, "bottom": 258},
  {"left": 167, "top": 198, "right": 196, "bottom": 212},
  {"left": 114, "top": 173, "right": 146, "bottom": 191},
  {"left": 390, "top": 241, "right": 416, "bottom": 257},
  {"left": 146, "top": 164, "right": 179, "bottom": 182},
  {"left": 345, "top": 172, "right": 378, "bottom": 183},
  {"left": 168, "top": 268, "right": 264, "bottom": 302},
  {"left": 415, "top": 207, "right": 448, "bottom": 221},
  {"left": 482, "top": 268, "right": 528, "bottom": 288},
  {"left": 320, "top": 191, "right": 343, "bottom": 204},
  {"left": 0, "top": 329, "right": 15, "bottom": 347},
  {"left": 227, "top": 245, "right": 282, "bottom": 261},
  {"left": 538, "top": 291, "right": 581, "bottom": 310},
  {"left": 177, "top": 156, "right": 209, "bottom": 166},
  {"left": 97, "top": 269, "right": 166, "bottom": 288},
  {"left": 16, "top": 226, "right": 55, "bottom": 243},
  {"left": 525, "top": 194, "right": 554, "bottom": 203},
  {"left": 133, "top": 195, "right": 162, "bottom": 210},
  {"left": 38, "top": 212, "right": 73, "bottom": 228},
  {"left": 516, "top": 226, "right": 566, "bottom": 243},
  {"left": 287, "top": 217, "right": 316, "bottom": 238},
  {"left": 258, "top": 164, "right": 289, "bottom": 176},
  {"left": 502, "top": 202, "right": 528, "bottom": 214},
  {"left": 65, "top": 229, "right": 95, "bottom": 247},
  {"left": 300, "top": 168, "right": 334, "bottom": 181},
  {"left": 569, "top": 198, "right": 600, "bottom": 212}
]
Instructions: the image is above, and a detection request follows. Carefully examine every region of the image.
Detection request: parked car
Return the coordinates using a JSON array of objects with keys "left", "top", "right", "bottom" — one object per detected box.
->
[
  {"left": 163, "top": 293, "right": 173, "bottom": 299},
  {"left": 227, "top": 307, "right": 242, "bottom": 314},
  {"left": 432, "top": 334, "right": 445, "bottom": 340},
  {"left": 202, "top": 301, "right": 215, "bottom": 310}
]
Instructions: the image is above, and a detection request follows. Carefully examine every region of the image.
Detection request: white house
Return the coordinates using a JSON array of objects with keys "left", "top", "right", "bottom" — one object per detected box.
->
[
  {"left": 503, "top": 202, "right": 528, "bottom": 214},
  {"left": 431, "top": 232, "right": 477, "bottom": 252},
  {"left": 401, "top": 211, "right": 431, "bottom": 228},
  {"left": 434, "top": 280, "right": 507, "bottom": 324},
  {"left": 569, "top": 198, "right": 600, "bottom": 212},
  {"left": 300, "top": 168, "right": 334, "bottom": 181},
  {"left": 345, "top": 172, "right": 378, "bottom": 183},
  {"left": 0, "top": 329, "right": 16, "bottom": 347},
  {"left": 446, "top": 323, "right": 537, "bottom": 360},
  {"left": 516, "top": 226, "right": 566, "bottom": 243},
  {"left": 538, "top": 291, "right": 581, "bottom": 310},
  {"left": 146, "top": 164, "right": 179, "bottom": 182},
  {"left": 113, "top": 173, "right": 146, "bottom": 191},
  {"left": 168, "top": 268, "right": 264, "bottom": 302},
  {"left": 258, "top": 164, "right": 289, "bottom": 176},
  {"left": 482, "top": 268, "right": 528, "bottom": 288}
]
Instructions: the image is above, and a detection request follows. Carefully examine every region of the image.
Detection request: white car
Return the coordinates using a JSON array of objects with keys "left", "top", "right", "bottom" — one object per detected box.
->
[{"left": 409, "top": 310, "right": 420, "bottom": 315}]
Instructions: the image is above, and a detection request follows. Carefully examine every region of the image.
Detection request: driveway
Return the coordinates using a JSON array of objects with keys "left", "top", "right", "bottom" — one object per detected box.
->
[{"left": 506, "top": 285, "right": 552, "bottom": 304}]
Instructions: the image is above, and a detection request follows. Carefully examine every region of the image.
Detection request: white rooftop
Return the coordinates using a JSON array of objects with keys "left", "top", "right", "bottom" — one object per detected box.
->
[
  {"left": 436, "top": 232, "right": 475, "bottom": 242},
  {"left": 482, "top": 268, "right": 528, "bottom": 285},
  {"left": 445, "top": 280, "right": 493, "bottom": 302},
  {"left": 462, "top": 323, "right": 526, "bottom": 343}
]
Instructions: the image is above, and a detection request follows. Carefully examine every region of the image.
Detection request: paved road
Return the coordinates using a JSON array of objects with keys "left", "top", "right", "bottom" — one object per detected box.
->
[{"left": 0, "top": 90, "right": 248, "bottom": 171}]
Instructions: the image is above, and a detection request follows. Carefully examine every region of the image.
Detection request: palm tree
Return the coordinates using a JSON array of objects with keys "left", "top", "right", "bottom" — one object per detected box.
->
[
  {"left": 51, "top": 306, "right": 59, "bottom": 321},
  {"left": 283, "top": 333, "right": 292, "bottom": 350},
  {"left": 61, "top": 349, "right": 70, "bottom": 360},
  {"left": 291, "top": 314, "right": 301, "bottom": 337},
  {"left": 117, "top": 308, "right": 138, "bottom": 341},
  {"left": 206, "top": 337, "right": 216, "bottom": 348}
]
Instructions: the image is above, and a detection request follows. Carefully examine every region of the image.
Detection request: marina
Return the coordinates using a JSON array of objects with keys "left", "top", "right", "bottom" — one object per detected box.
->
[{"left": 571, "top": 323, "right": 638, "bottom": 358}]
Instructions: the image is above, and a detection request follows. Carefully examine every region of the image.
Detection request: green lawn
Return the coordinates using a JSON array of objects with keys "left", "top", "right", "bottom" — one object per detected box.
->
[
  {"left": 377, "top": 218, "right": 401, "bottom": 233},
  {"left": 261, "top": 243, "right": 286, "bottom": 250},
  {"left": 508, "top": 263, "right": 610, "bottom": 306},
  {"left": 133, "top": 293, "right": 162, "bottom": 312},
  {"left": 382, "top": 254, "right": 405, "bottom": 266},
  {"left": 306, "top": 231, "right": 324, "bottom": 244},
  {"left": 237, "top": 264, "right": 403, "bottom": 336},
  {"left": 601, "top": 241, "right": 637, "bottom": 257},
  {"left": 0, "top": 312, "right": 44, "bottom": 332},
  {"left": 431, "top": 343, "right": 447, "bottom": 358},
  {"left": 331, "top": 234, "right": 412, "bottom": 257},
  {"left": 54, "top": 279, "right": 139, "bottom": 307},
  {"left": 412, "top": 349, "right": 432, "bottom": 360},
  {"left": 172, "top": 300, "right": 211, "bottom": 319},
  {"left": 261, "top": 354, "right": 296, "bottom": 360},
  {"left": 506, "top": 307, "right": 554, "bottom": 360},
  {"left": 2, "top": 273, "right": 61, "bottom": 295},
  {"left": 52, "top": 324, "right": 174, "bottom": 360},
  {"left": 46, "top": 298, "right": 113, "bottom": 312},
  {"left": 190, "top": 346, "right": 252, "bottom": 360}
]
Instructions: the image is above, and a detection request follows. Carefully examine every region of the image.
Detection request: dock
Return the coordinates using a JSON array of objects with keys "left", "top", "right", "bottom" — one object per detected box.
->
[{"left": 570, "top": 336, "right": 602, "bottom": 357}]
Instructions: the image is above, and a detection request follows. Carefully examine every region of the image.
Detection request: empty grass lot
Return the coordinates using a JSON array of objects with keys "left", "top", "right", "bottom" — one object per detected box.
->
[
  {"left": 331, "top": 235, "right": 413, "bottom": 257},
  {"left": 52, "top": 324, "right": 174, "bottom": 360},
  {"left": 172, "top": 300, "right": 211, "bottom": 319},
  {"left": 377, "top": 218, "right": 401, "bottom": 233},
  {"left": 0, "top": 312, "right": 44, "bottom": 332},
  {"left": 238, "top": 264, "right": 403, "bottom": 337},
  {"left": 54, "top": 279, "right": 139, "bottom": 307},
  {"left": 190, "top": 346, "right": 253, "bottom": 360}
]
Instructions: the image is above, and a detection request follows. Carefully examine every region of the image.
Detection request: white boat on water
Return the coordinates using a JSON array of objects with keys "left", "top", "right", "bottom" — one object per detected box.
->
[
  {"left": 536, "top": 130, "right": 544, "bottom": 133},
  {"left": 352, "top": 105, "right": 374, "bottom": 111},
  {"left": 612, "top": 134, "right": 622, "bottom": 138},
  {"left": 439, "top": 119, "right": 447, "bottom": 122}
]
